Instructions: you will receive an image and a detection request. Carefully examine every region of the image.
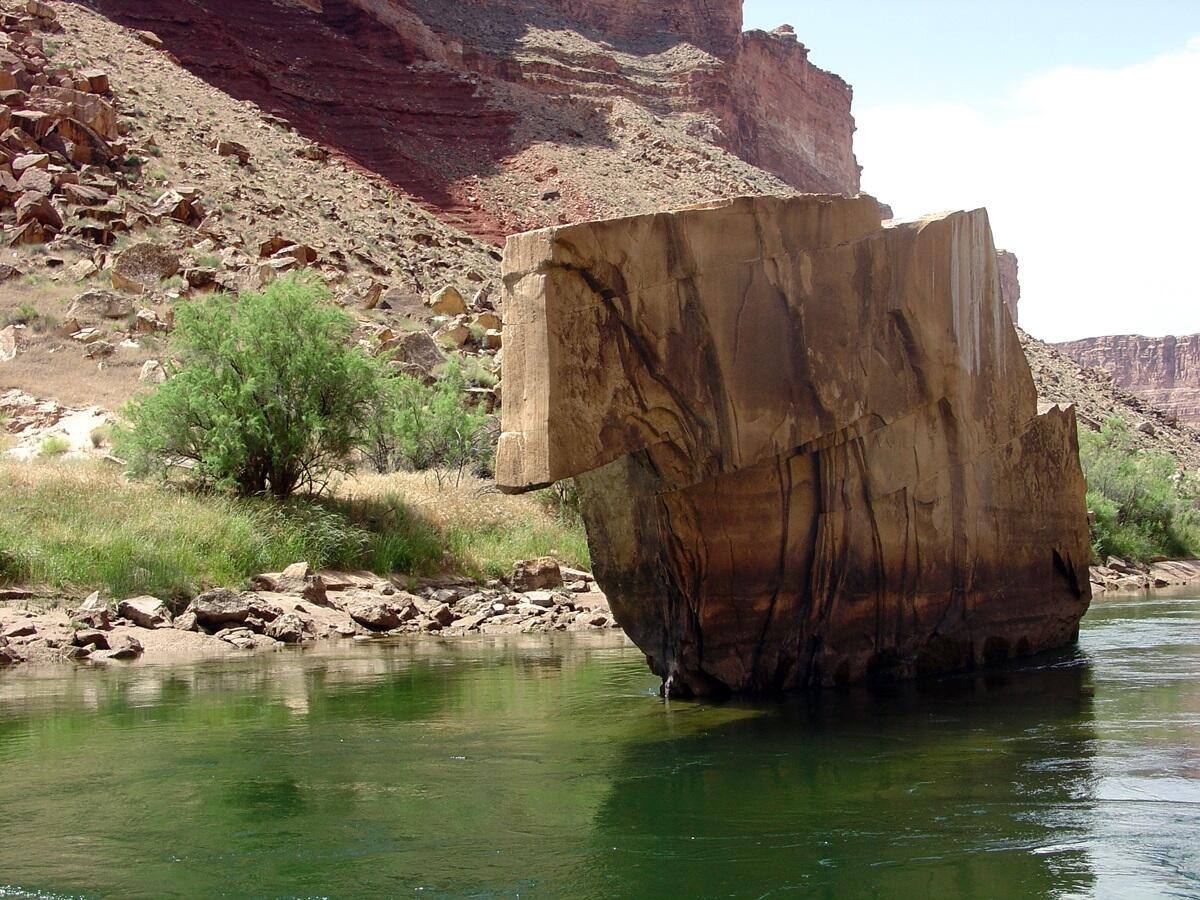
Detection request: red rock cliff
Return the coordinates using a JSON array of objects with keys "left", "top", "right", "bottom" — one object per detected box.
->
[
  {"left": 85, "top": 0, "right": 859, "bottom": 240},
  {"left": 1053, "top": 334, "right": 1200, "bottom": 426}
]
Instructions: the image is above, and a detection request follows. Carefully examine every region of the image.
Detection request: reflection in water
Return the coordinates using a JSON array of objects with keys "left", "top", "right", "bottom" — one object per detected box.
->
[
  {"left": 591, "top": 656, "right": 1098, "bottom": 899},
  {"left": 0, "top": 599, "right": 1196, "bottom": 898}
]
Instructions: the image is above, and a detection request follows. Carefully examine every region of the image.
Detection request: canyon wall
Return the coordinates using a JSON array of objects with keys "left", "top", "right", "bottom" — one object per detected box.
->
[
  {"left": 1054, "top": 334, "right": 1200, "bottom": 426},
  {"left": 356, "top": 0, "right": 861, "bottom": 195},
  {"left": 497, "top": 196, "right": 1092, "bottom": 695},
  {"left": 997, "top": 249, "right": 1020, "bottom": 323},
  {"left": 86, "top": 0, "right": 859, "bottom": 240},
  {"left": 721, "top": 28, "right": 859, "bottom": 195}
]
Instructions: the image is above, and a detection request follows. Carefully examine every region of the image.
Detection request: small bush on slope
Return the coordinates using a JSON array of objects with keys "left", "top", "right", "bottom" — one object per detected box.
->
[
  {"left": 1079, "top": 417, "right": 1200, "bottom": 563},
  {"left": 363, "top": 359, "right": 492, "bottom": 480},
  {"left": 116, "top": 275, "right": 387, "bottom": 498}
]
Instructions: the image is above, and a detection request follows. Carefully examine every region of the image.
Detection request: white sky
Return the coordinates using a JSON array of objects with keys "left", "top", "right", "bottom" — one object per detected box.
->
[
  {"left": 854, "top": 37, "right": 1200, "bottom": 342},
  {"left": 743, "top": 2, "right": 1200, "bottom": 343}
]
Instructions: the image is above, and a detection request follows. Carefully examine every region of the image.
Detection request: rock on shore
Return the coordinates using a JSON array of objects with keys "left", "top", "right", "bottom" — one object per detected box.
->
[
  {"left": 0, "top": 559, "right": 618, "bottom": 667},
  {"left": 1090, "top": 557, "right": 1200, "bottom": 594}
]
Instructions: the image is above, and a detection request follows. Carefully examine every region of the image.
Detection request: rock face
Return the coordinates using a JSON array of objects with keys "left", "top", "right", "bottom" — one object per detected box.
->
[
  {"left": 84, "top": 0, "right": 858, "bottom": 241},
  {"left": 497, "top": 195, "right": 1092, "bottom": 695},
  {"left": 1053, "top": 333, "right": 1200, "bottom": 427},
  {"left": 996, "top": 249, "right": 1020, "bottom": 324}
]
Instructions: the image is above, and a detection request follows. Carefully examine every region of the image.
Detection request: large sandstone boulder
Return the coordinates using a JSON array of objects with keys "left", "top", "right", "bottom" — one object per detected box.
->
[
  {"left": 496, "top": 195, "right": 1092, "bottom": 696},
  {"left": 110, "top": 242, "right": 180, "bottom": 293},
  {"left": 117, "top": 596, "right": 171, "bottom": 629}
]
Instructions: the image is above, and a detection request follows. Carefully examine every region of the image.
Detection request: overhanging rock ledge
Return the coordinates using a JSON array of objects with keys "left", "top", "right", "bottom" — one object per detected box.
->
[{"left": 497, "top": 194, "right": 1092, "bottom": 696}]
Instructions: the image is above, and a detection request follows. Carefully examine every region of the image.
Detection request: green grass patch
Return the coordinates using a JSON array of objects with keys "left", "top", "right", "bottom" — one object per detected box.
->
[
  {"left": 37, "top": 436, "right": 70, "bottom": 458},
  {"left": 445, "top": 518, "right": 590, "bottom": 582},
  {"left": 0, "top": 461, "right": 589, "bottom": 600}
]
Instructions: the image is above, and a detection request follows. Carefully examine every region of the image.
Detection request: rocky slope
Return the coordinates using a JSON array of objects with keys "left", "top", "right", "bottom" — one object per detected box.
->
[
  {"left": 1, "top": 0, "right": 512, "bottom": 415},
  {"left": 1053, "top": 333, "right": 1200, "bottom": 428},
  {"left": 74, "top": 0, "right": 858, "bottom": 242},
  {"left": 1020, "top": 330, "right": 1200, "bottom": 469}
]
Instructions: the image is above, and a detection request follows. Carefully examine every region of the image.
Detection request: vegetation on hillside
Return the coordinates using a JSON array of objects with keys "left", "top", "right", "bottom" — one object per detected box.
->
[
  {"left": 116, "top": 276, "right": 496, "bottom": 497},
  {"left": 116, "top": 277, "right": 387, "bottom": 498},
  {"left": 363, "top": 360, "right": 492, "bottom": 481},
  {"left": 0, "top": 275, "right": 589, "bottom": 600},
  {"left": 1079, "top": 417, "right": 1200, "bottom": 563}
]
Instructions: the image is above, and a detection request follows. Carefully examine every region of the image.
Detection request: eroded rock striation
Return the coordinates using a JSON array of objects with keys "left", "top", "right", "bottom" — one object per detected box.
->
[
  {"left": 497, "top": 195, "right": 1092, "bottom": 695},
  {"left": 1053, "top": 333, "right": 1200, "bottom": 427}
]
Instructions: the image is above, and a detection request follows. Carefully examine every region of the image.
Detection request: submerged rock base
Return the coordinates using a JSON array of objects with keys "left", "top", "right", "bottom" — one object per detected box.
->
[{"left": 497, "top": 195, "right": 1092, "bottom": 695}]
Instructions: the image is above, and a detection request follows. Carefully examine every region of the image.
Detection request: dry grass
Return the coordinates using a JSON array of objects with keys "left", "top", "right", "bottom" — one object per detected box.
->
[
  {"left": 0, "top": 459, "right": 589, "bottom": 600},
  {"left": 342, "top": 470, "right": 548, "bottom": 530},
  {"left": 338, "top": 470, "right": 590, "bottom": 579},
  {"left": 0, "top": 282, "right": 159, "bottom": 410}
]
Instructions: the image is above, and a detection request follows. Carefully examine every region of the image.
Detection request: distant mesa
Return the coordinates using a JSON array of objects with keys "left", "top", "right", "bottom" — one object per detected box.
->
[
  {"left": 1054, "top": 333, "right": 1200, "bottom": 427},
  {"left": 497, "top": 194, "right": 1091, "bottom": 695}
]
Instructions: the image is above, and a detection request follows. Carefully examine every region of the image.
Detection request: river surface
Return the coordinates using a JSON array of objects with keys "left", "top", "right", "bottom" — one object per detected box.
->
[{"left": 0, "top": 595, "right": 1198, "bottom": 899}]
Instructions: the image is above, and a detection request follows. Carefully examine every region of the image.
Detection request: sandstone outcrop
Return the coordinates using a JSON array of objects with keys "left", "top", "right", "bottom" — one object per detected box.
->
[
  {"left": 997, "top": 249, "right": 1020, "bottom": 324},
  {"left": 0, "top": 4, "right": 147, "bottom": 249},
  {"left": 1053, "top": 333, "right": 1200, "bottom": 427},
  {"left": 497, "top": 194, "right": 1092, "bottom": 695}
]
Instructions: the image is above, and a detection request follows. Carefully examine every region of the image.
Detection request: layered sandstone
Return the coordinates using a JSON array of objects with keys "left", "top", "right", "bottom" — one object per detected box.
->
[
  {"left": 497, "top": 195, "right": 1091, "bottom": 695},
  {"left": 1054, "top": 334, "right": 1200, "bottom": 426},
  {"left": 85, "top": 0, "right": 858, "bottom": 240}
]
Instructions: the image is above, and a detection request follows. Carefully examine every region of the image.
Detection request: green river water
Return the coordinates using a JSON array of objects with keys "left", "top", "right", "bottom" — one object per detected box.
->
[{"left": 1, "top": 594, "right": 1198, "bottom": 899}]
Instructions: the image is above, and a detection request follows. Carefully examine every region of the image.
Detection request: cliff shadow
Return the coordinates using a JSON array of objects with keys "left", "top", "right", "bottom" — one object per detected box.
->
[
  {"left": 72, "top": 0, "right": 619, "bottom": 241},
  {"left": 404, "top": 0, "right": 739, "bottom": 58}
]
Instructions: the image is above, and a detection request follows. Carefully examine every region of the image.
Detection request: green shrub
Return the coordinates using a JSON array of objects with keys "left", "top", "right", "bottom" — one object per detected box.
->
[
  {"left": 115, "top": 275, "right": 389, "bottom": 498},
  {"left": 89, "top": 425, "right": 112, "bottom": 449},
  {"left": 1079, "top": 418, "right": 1200, "bottom": 563},
  {"left": 38, "top": 435, "right": 70, "bottom": 458},
  {"left": 446, "top": 355, "right": 498, "bottom": 389},
  {"left": 5, "top": 301, "right": 39, "bottom": 326},
  {"left": 364, "top": 359, "right": 492, "bottom": 481}
]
